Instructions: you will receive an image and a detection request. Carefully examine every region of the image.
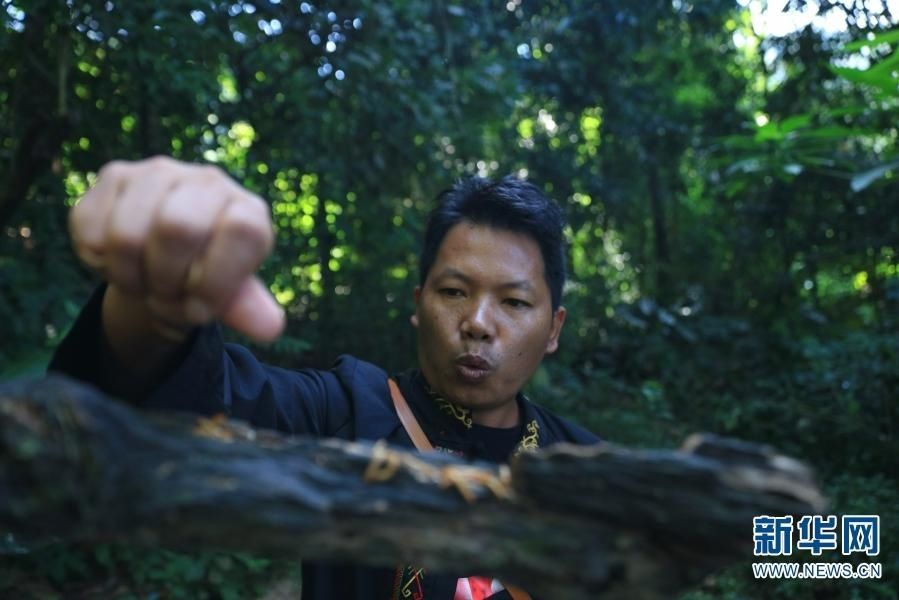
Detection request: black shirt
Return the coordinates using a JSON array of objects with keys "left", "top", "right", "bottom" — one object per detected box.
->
[
  {"left": 470, "top": 423, "right": 523, "bottom": 463},
  {"left": 48, "top": 285, "right": 601, "bottom": 600}
]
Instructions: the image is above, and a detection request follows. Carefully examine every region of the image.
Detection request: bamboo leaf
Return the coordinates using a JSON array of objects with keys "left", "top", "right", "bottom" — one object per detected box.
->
[
  {"left": 843, "top": 28, "right": 899, "bottom": 51},
  {"left": 850, "top": 158, "right": 899, "bottom": 192}
]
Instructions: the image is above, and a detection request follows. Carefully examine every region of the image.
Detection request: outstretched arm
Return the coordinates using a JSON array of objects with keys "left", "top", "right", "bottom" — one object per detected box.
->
[{"left": 67, "top": 156, "right": 285, "bottom": 388}]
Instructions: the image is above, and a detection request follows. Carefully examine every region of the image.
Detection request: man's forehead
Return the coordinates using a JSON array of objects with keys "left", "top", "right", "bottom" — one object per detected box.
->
[
  {"left": 431, "top": 222, "right": 547, "bottom": 284},
  {"left": 433, "top": 266, "right": 537, "bottom": 291}
]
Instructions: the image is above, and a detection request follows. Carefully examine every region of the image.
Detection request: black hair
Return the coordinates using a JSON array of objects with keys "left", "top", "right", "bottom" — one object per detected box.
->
[{"left": 419, "top": 176, "right": 566, "bottom": 311}]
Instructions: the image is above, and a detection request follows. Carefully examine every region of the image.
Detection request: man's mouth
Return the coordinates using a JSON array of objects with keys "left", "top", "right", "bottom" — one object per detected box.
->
[{"left": 454, "top": 354, "right": 493, "bottom": 383}]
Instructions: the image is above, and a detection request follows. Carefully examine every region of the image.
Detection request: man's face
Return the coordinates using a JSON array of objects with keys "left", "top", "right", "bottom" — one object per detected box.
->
[{"left": 412, "top": 221, "right": 566, "bottom": 424}]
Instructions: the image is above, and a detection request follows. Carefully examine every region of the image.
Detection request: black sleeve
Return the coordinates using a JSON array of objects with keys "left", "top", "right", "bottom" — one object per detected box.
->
[{"left": 48, "top": 285, "right": 353, "bottom": 437}]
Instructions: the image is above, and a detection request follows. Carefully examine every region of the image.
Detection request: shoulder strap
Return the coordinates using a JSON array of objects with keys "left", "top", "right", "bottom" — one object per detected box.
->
[
  {"left": 386, "top": 378, "right": 534, "bottom": 600},
  {"left": 503, "top": 585, "right": 533, "bottom": 600},
  {"left": 388, "top": 378, "right": 434, "bottom": 451}
]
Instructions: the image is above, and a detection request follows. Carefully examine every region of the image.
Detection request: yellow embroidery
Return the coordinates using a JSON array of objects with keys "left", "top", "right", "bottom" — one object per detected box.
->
[
  {"left": 400, "top": 568, "right": 425, "bottom": 598},
  {"left": 434, "top": 397, "right": 473, "bottom": 429},
  {"left": 422, "top": 377, "right": 473, "bottom": 429},
  {"left": 514, "top": 420, "right": 540, "bottom": 455},
  {"left": 391, "top": 565, "right": 426, "bottom": 600}
]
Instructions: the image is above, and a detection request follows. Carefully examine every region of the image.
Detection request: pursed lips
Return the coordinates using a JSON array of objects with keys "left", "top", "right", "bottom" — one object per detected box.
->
[{"left": 454, "top": 353, "right": 493, "bottom": 382}]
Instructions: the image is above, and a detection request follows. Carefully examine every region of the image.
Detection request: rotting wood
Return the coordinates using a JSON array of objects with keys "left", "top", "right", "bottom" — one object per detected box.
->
[{"left": 0, "top": 375, "right": 825, "bottom": 599}]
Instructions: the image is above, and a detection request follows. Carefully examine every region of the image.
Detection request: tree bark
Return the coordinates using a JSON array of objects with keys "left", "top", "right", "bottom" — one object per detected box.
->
[
  {"left": 0, "top": 375, "right": 825, "bottom": 599},
  {"left": 0, "top": 11, "right": 71, "bottom": 230},
  {"left": 647, "top": 155, "right": 671, "bottom": 304}
]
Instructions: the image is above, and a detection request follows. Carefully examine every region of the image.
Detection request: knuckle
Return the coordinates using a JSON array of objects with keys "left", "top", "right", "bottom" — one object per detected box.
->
[
  {"left": 248, "top": 194, "right": 271, "bottom": 219},
  {"left": 106, "top": 229, "right": 143, "bottom": 256},
  {"left": 243, "top": 190, "right": 272, "bottom": 216},
  {"left": 143, "top": 155, "right": 176, "bottom": 171},
  {"left": 219, "top": 215, "right": 270, "bottom": 258},
  {"left": 69, "top": 203, "right": 100, "bottom": 242},
  {"left": 199, "top": 163, "right": 227, "bottom": 181},
  {"left": 245, "top": 196, "right": 274, "bottom": 240},
  {"left": 220, "top": 214, "right": 263, "bottom": 245},
  {"left": 98, "top": 159, "right": 128, "bottom": 181},
  {"left": 72, "top": 240, "right": 96, "bottom": 263},
  {"left": 155, "top": 214, "right": 204, "bottom": 247}
]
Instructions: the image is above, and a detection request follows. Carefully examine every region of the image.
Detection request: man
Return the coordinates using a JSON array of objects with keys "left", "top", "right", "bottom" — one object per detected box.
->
[{"left": 50, "top": 156, "right": 599, "bottom": 600}]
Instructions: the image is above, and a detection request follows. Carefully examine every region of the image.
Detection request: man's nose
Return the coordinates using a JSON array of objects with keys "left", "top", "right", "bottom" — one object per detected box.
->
[{"left": 461, "top": 299, "right": 496, "bottom": 341}]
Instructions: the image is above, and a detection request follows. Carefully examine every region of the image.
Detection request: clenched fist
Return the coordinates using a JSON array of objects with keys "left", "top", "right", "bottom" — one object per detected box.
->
[{"left": 70, "top": 156, "right": 285, "bottom": 346}]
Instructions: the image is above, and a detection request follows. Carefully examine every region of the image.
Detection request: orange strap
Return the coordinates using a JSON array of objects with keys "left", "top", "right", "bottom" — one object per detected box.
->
[
  {"left": 387, "top": 379, "right": 533, "bottom": 600},
  {"left": 504, "top": 585, "right": 532, "bottom": 600},
  {"left": 388, "top": 378, "right": 435, "bottom": 451}
]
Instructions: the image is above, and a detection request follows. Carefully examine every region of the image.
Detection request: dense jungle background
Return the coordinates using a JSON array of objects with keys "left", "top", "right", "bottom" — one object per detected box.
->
[{"left": 1, "top": 0, "right": 897, "bottom": 597}]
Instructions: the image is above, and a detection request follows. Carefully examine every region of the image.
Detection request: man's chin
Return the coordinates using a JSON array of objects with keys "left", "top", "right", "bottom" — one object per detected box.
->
[
  {"left": 442, "top": 385, "right": 501, "bottom": 410},
  {"left": 430, "top": 370, "right": 510, "bottom": 409}
]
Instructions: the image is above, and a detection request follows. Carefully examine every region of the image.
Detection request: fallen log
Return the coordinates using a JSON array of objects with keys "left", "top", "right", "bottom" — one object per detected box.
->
[{"left": 0, "top": 375, "right": 825, "bottom": 599}]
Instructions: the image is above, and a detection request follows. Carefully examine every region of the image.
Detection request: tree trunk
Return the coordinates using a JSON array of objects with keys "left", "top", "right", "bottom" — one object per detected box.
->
[
  {"left": 647, "top": 156, "right": 671, "bottom": 304},
  {"left": 0, "top": 375, "right": 825, "bottom": 600},
  {"left": 0, "top": 11, "right": 71, "bottom": 230}
]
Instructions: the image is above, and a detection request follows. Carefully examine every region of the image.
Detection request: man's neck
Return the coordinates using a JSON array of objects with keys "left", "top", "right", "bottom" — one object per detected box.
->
[
  {"left": 415, "top": 370, "right": 521, "bottom": 428},
  {"left": 471, "top": 400, "right": 520, "bottom": 429}
]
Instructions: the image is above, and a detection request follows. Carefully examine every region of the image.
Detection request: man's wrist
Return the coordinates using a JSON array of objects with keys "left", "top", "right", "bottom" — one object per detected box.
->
[{"left": 101, "top": 284, "right": 191, "bottom": 381}]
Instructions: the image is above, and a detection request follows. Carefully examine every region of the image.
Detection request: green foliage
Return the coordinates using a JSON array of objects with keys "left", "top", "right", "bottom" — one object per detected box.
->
[
  {"left": 682, "top": 473, "right": 899, "bottom": 600},
  {"left": 0, "top": 542, "right": 297, "bottom": 599},
  {"left": 535, "top": 311, "right": 899, "bottom": 599},
  {"left": 1, "top": 0, "right": 897, "bottom": 597}
]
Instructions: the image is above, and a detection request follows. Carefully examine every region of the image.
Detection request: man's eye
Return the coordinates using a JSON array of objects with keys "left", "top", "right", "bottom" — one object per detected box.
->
[
  {"left": 439, "top": 288, "right": 465, "bottom": 297},
  {"left": 504, "top": 298, "right": 532, "bottom": 309}
]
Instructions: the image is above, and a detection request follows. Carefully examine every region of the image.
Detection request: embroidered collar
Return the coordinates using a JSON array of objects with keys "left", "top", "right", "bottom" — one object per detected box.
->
[
  {"left": 397, "top": 370, "right": 543, "bottom": 456},
  {"left": 420, "top": 376, "right": 474, "bottom": 429},
  {"left": 515, "top": 419, "right": 540, "bottom": 455}
]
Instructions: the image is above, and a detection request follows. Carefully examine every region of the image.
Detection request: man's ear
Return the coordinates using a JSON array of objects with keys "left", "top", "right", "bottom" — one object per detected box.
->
[
  {"left": 545, "top": 306, "right": 566, "bottom": 354},
  {"left": 410, "top": 286, "right": 421, "bottom": 327}
]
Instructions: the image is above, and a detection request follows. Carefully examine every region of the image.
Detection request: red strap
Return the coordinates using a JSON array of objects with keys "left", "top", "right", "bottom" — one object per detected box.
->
[{"left": 387, "top": 379, "right": 533, "bottom": 600}]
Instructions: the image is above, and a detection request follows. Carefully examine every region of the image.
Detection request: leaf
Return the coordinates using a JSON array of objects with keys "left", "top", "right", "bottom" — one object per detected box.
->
[
  {"left": 779, "top": 114, "right": 812, "bottom": 133},
  {"left": 726, "top": 157, "right": 765, "bottom": 175},
  {"left": 864, "top": 50, "right": 899, "bottom": 85},
  {"left": 822, "top": 105, "right": 867, "bottom": 119},
  {"left": 754, "top": 122, "right": 783, "bottom": 142},
  {"left": 794, "top": 154, "right": 843, "bottom": 169},
  {"left": 830, "top": 59, "right": 899, "bottom": 96},
  {"left": 830, "top": 65, "right": 882, "bottom": 85},
  {"left": 842, "top": 28, "right": 899, "bottom": 52},
  {"left": 797, "top": 125, "right": 873, "bottom": 140},
  {"left": 720, "top": 134, "right": 764, "bottom": 151},
  {"left": 850, "top": 158, "right": 899, "bottom": 192}
]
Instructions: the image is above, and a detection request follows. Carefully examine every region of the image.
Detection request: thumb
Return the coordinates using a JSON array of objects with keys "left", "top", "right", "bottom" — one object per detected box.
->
[{"left": 221, "top": 276, "right": 286, "bottom": 342}]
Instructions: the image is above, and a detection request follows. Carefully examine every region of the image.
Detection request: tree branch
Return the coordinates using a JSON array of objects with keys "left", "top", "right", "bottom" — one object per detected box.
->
[{"left": 0, "top": 375, "right": 825, "bottom": 599}]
